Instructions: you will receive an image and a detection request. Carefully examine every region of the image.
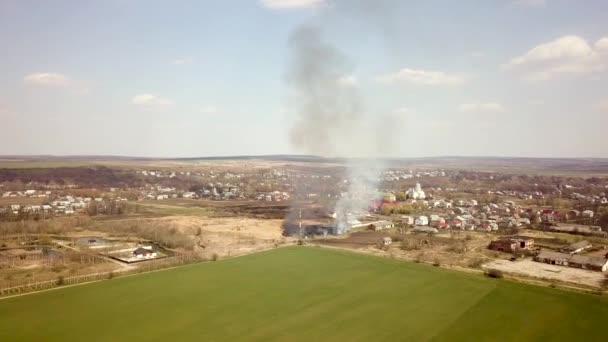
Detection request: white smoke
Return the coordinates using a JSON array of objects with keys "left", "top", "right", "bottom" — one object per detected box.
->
[{"left": 286, "top": 25, "right": 395, "bottom": 233}]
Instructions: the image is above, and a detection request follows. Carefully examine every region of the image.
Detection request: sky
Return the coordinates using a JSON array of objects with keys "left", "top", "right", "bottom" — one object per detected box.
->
[{"left": 1, "top": 0, "right": 607, "bottom": 158}]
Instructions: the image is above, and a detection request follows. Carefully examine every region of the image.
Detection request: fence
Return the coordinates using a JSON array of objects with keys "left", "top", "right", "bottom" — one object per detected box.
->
[{"left": 0, "top": 253, "right": 204, "bottom": 297}]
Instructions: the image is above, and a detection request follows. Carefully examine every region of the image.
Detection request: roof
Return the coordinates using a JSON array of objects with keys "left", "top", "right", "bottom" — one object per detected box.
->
[
  {"left": 569, "top": 254, "right": 608, "bottom": 267},
  {"left": 536, "top": 250, "right": 571, "bottom": 261},
  {"left": 567, "top": 240, "right": 591, "bottom": 250},
  {"left": 133, "top": 247, "right": 152, "bottom": 255}
]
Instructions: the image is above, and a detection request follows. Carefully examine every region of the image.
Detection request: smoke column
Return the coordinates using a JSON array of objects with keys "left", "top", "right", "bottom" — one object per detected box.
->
[{"left": 286, "top": 25, "right": 394, "bottom": 233}]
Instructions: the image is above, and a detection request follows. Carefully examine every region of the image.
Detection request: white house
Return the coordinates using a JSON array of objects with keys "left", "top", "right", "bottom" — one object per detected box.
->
[{"left": 415, "top": 215, "right": 429, "bottom": 226}]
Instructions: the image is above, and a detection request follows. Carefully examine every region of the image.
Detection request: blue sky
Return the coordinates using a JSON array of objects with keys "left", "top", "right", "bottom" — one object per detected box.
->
[{"left": 1, "top": 0, "right": 607, "bottom": 157}]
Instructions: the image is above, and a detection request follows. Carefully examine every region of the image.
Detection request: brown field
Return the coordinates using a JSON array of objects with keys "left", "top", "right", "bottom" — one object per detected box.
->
[{"left": 0, "top": 197, "right": 45, "bottom": 206}]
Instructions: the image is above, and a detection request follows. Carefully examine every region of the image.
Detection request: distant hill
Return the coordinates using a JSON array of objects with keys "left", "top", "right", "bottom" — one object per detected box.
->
[{"left": 1, "top": 155, "right": 608, "bottom": 174}]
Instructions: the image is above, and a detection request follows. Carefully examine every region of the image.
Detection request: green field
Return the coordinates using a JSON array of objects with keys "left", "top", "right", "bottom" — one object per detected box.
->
[{"left": 0, "top": 247, "right": 607, "bottom": 341}]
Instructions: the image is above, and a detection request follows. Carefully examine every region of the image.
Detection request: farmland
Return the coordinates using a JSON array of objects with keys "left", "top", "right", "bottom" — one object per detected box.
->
[{"left": 1, "top": 246, "right": 606, "bottom": 341}]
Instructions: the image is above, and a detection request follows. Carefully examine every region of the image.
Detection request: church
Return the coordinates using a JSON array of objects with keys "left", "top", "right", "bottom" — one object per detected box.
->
[{"left": 406, "top": 182, "right": 426, "bottom": 200}]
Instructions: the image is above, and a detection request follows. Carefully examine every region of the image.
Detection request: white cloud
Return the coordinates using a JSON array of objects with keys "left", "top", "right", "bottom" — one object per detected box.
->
[
  {"left": 260, "top": 0, "right": 324, "bottom": 10},
  {"left": 512, "top": 0, "right": 546, "bottom": 8},
  {"left": 596, "top": 99, "right": 608, "bottom": 113},
  {"left": 131, "top": 94, "right": 173, "bottom": 106},
  {"left": 393, "top": 107, "right": 411, "bottom": 114},
  {"left": 378, "top": 68, "right": 468, "bottom": 86},
  {"left": 504, "top": 35, "right": 608, "bottom": 80},
  {"left": 596, "top": 38, "right": 608, "bottom": 52},
  {"left": 172, "top": 57, "right": 194, "bottom": 65},
  {"left": 200, "top": 105, "right": 218, "bottom": 114},
  {"left": 458, "top": 102, "right": 506, "bottom": 113},
  {"left": 471, "top": 51, "right": 485, "bottom": 58},
  {"left": 337, "top": 74, "right": 358, "bottom": 87},
  {"left": 0, "top": 104, "right": 16, "bottom": 118},
  {"left": 23, "top": 72, "right": 70, "bottom": 87}
]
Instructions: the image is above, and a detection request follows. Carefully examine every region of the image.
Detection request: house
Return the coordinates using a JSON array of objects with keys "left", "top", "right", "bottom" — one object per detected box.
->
[
  {"left": 517, "top": 218, "right": 531, "bottom": 226},
  {"left": 379, "top": 237, "right": 392, "bottom": 246},
  {"left": 488, "top": 237, "right": 534, "bottom": 253},
  {"left": 401, "top": 215, "right": 414, "bottom": 226},
  {"left": 370, "top": 220, "right": 394, "bottom": 231},
  {"left": 182, "top": 192, "right": 197, "bottom": 199},
  {"left": 429, "top": 216, "right": 446, "bottom": 228},
  {"left": 415, "top": 215, "right": 429, "bottom": 226},
  {"left": 450, "top": 218, "right": 463, "bottom": 229},
  {"left": 567, "top": 210, "right": 581, "bottom": 220},
  {"left": 561, "top": 240, "right": 591, "bottom": 254}
]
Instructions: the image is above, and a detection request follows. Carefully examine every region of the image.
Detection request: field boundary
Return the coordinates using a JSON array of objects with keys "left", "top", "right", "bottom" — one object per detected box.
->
[
  {"left": 0, "top": 244, "right": 291, "bottom": 300},
  {"left": 308, "top": 243, "right": 607, "bottom": 296}
]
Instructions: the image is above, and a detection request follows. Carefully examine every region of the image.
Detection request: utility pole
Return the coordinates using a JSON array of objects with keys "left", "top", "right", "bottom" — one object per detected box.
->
[{"left": 298, "top": 209, "right": 302, "bottom": 237}]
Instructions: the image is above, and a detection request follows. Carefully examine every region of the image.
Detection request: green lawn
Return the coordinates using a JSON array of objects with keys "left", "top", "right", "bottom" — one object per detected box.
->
[{"left": 0, "top": 247, "right": 606, "bottom": 341}]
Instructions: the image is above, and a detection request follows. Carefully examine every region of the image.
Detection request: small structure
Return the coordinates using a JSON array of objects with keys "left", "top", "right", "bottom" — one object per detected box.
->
[
  {"left": 415, "top": 215, "right": 429, "bottom": 226},
  {"left": 133, "top": 247, "right": 156, "bottom": 259},
  {"left": 488, "top": 237, "right": 534, "bottom": 253},
  {"left": 379, "top": 237, "right": 392, "bottom": 246},
  {"left": 582, "top": 210, "right": 594, "bottom": 218},
  {"left": 370, "top": 220, "right": 394, "bottom": 231},
  {"left": 535, "top": 250, "right": 571, "bottom": 266},
  {"left": 561, "top": 240, "right": 592, "bottom": 254},
  {"left": 401, "top": 215, "right": 414, "bottom": 226},
  {"left": 535, "top": 250, "right": 608, "bottom": 272},
  {"left": 413, "top": 226, "right": 438, "bottom": 234}
]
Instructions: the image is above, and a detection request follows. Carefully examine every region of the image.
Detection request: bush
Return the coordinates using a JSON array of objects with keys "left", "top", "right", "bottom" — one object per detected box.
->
[
  {"left": 432, "top": 260, "right": 440, "bottom": 267},
  {"left": 296, "top": 239, "right": 304, "bottom": 246},
  {"left": 211, "top": 253, "right": 218, "bottom": 261},
  {"left": 485, "top": 269, "right": 503, "bottom": 278},
  {"left": 108, "top": 272, "right": 114, "bottom": 280},
  {"left": 57, "top": 275, "right": 65, "bottom": 286},
  {"left": 51, "top": 265, "right": 66, "bottom": 273},
  {"left": 468, "top": 258, "right": 485, "bottom": 269}
]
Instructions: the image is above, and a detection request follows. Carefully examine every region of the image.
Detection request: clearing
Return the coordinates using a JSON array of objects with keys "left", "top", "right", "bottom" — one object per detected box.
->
[{"left": 0, "top": 247, "right": 607, "bottom": 341}]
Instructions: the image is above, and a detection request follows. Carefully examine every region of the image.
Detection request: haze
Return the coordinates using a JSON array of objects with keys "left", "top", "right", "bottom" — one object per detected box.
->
[{"left": 1, "top": 0, "right": 607, "bottom": 158}]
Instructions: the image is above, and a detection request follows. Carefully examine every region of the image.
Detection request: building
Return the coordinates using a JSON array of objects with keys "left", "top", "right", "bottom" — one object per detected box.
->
[
  {"left": 535, "top": 250, "right": 571, "bottom": 266},
  {"left": 401, "top": 215, "right": 414, "bottom": 226},
  {"left": 568, "top": 255, "right": 608, "bottom": 272},
  {"left": 133, "top": 247, "right": 156, "bottom": 259},
  {"left": 535, "top": 250, "right": 608, "bottom": 272},
  {"left": 415, "top": 215, "right": 429, "bottom": 226},
  {"left": 406, "top": 182, "right": 426, "bottom": 200},
  {"left": 488, "top": 237, "right": 534, "bottom": 253},
  {"left": 379, "top": 237, "right": 392, "bottom": 246},
  {"left": 370, "top": 220, "right": 394, "bottom": 231}
]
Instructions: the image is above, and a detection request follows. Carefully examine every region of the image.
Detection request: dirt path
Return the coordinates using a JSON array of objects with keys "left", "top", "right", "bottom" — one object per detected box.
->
[{"left": 483, "top": 259, "right": 605, "bottom": 288}]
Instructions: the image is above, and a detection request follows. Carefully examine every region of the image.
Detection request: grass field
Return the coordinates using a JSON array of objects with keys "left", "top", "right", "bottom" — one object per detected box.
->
[
  {"left": 0, "top": 247, "right": 607, "bottom": 341},
  {"left": 136, "top": 200, "right": 215, "bottom": 216}
]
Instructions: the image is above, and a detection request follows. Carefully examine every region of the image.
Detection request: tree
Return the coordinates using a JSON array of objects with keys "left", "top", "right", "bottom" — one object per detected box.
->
[{"left": 395, "top": 192, "right": 407, "bottom": 201}]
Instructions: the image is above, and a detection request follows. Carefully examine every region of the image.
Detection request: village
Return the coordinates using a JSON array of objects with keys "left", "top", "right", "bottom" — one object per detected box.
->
[{"left": 1, "top": 161, "right": 608, "bottom": 293}]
